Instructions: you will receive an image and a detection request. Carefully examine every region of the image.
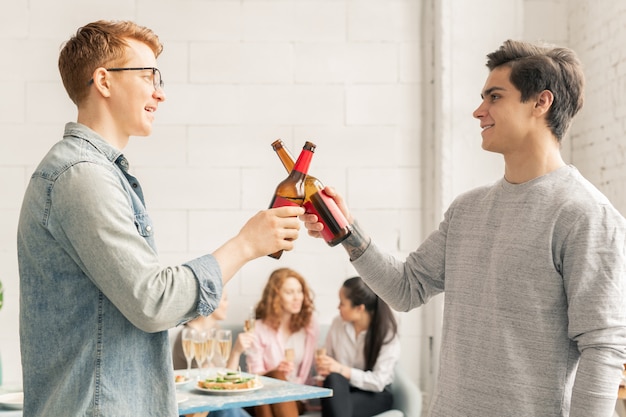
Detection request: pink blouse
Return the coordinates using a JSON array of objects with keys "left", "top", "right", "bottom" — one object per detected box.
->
[{"left": 246, "top": 316, "right": 319, "bottom": 385}]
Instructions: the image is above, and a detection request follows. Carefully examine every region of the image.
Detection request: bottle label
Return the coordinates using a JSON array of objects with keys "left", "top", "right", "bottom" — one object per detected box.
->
[
  {"left": 293, "top": 148, "right": 313, "bottom": 174},
  {"left": 304, "top": 191, "right": 349, "bottom": 242},
  {"left": 270, "top": 195, "right": 302, "bottom": 209}
]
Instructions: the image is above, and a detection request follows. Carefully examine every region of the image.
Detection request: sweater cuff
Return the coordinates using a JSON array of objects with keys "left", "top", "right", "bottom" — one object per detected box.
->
[{"left": 341, "top": 220, "right": 371, "bottom": 261}]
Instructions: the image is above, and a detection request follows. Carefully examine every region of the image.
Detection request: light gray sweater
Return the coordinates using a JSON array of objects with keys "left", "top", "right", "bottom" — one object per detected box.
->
[{"left": 353, "top": 166, "right": 626, "bottom": 417}]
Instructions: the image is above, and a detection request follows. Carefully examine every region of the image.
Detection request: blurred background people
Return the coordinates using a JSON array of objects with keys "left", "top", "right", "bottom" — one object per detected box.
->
[
  {"left": 316, "top": 276, "right": 400, "bottom": 417},
  {"left": 245, "top": 268, "right": 319, "bottom": 417}
]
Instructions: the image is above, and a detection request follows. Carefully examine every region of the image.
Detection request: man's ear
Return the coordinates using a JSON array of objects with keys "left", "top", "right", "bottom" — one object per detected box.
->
[
  {"left": 91, "top": 67, "right": 111, "bottom": 98},
  {"left": 534, "top": 89, "right": 554, "bottom": 116}
]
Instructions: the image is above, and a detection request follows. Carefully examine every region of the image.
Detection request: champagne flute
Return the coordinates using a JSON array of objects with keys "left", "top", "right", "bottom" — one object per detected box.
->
[
  {"left": 314, "top": 347, "right": 326, "bottom": 381},
  {"left": 244, "top": 306, "right": 256, "bottom": 333},
  {"left": 240, "top": 308, "right": 256, "bottom": 372},
  {"left": 194, "top": 330, "right": 209, "bottom": 380},
  {"left": 244, "top": 318, "right": 256, "bottom": 333},
  {"left": 181, "top": 327, "right": 196, "bottom": 379},
  {"left": 205, "top": 328, "right": 216, "bottom": 369},
  {"left": 217, "top": 329, "right": 232, "bottom": 369},
  {"left": 284, "top": 348, "right": 295, "bottom": 381}
]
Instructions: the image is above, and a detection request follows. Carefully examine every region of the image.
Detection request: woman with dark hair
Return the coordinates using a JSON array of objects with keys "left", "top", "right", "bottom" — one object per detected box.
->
[
  {"left": 246, "top": 267, "right": 319, "bottom": 417},
  {"left": 316, "top": 276, "right": 400, "bottom": 417}
]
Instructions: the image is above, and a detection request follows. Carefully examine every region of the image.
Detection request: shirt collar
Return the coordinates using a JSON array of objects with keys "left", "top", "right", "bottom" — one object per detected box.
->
[{"left": 63, "top": 122, "right": 123, "bottom": 164}]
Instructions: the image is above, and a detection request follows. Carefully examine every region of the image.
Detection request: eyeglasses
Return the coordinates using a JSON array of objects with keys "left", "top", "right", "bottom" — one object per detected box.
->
[
  {"left": 107, "top": 67, "right": 164, "bottom": 91},
  {"left": 88, "top": 67, "right": 164, "bottom": 90}
]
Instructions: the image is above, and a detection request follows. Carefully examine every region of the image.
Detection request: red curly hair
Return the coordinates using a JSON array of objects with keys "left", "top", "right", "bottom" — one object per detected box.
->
[{"left": 255, "top": 268, "right": 314, "bottom": 332}]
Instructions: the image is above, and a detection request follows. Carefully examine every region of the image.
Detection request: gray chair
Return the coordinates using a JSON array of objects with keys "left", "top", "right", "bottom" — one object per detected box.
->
[{"left": 386, "top": 364, "right": 422, "bottom": 417}]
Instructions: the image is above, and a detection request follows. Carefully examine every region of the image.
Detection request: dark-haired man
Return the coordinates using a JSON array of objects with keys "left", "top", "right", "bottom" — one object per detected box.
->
[{"left": 304, "top": 40, "right": 626, "bottom": 417}]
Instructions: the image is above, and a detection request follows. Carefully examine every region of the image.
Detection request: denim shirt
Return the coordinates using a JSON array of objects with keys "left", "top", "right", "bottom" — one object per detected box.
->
[{"left": 17, "top": 122, "right": 222, "bottom": 416}]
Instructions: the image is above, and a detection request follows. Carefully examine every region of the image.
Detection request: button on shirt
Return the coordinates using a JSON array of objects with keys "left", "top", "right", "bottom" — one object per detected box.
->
[
  {"left": 17, "top": 122, "right": 223, "bottom": 417},
  {"left": 324, "top": 315, "right": 400, "bottom": 392}
]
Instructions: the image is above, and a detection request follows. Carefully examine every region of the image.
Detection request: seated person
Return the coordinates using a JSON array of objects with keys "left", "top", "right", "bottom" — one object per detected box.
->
[
  {"left": 173, "top": 290, "right": 253, "bottom": 417},
  {"left": 315, "top": 277, "right": 400, "bottom": 417},
  {"left": 245, "top": 268, "right": 319, "bottom": 417}
]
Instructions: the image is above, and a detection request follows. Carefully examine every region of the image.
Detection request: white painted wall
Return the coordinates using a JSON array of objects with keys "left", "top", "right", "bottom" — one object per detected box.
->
[
  {"left": 0, "top": 2, "right": 624, "bottom": 415},
  {"left": 0, "top": 0, "right": 423, "bottom": 388},
  {"left": 568, "top": 0, "right": 626, "bottom": 212}
]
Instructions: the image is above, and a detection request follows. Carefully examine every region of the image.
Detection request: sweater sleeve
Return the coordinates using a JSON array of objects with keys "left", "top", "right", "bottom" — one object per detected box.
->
[
  {"left": 561, "top": 204, "right": 626, "bottom": 417},
  {"left": 351, "top": 200, "right": 455, "bottom": 311}
]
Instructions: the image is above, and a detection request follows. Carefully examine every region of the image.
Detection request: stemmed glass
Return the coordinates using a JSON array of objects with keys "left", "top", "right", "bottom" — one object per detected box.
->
[
  {"left": 194, "top": 330, "right": 209, "bottom": 380},
  {"left": 216, "top": 329, "right": 232, "bottom": 369},
  {"left": 181, "top": 327, "right": 196, "bottom": 379},
  {"left": 205, "top": 328, "right": 216, "bottom": 369},
  {"left": 314, "top": 347, "right": 326, "bottom": 382},
  {"left": 284, "top": 348, "right": 295, "bottom": 381},
  {"left": 239, "top": 309, "right": 256, "bottom": 372},
  {"left": 244, "top": 306, "right": 256, "bottom": 333}
]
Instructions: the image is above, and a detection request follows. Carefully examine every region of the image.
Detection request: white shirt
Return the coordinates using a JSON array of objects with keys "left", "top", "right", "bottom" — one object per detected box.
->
[{"left": 324, "top": 315, "right": 400, "bottom": 392}]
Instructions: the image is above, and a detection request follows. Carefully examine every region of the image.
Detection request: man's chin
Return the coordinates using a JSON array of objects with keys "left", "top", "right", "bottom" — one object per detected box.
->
[
  {"left": 133, "top": 126, "right": 153, "bottom": 138},
  {"left": 481, "top": 139, "right": 499, "bottom": 154}
]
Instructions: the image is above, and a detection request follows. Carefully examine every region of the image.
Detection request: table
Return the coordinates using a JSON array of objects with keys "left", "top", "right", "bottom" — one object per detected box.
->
[
  {"left": 177, "top": 370, "right": 332, "bottom": 414},
  {"left": 0, "top": 370, "right": 333, "bottom": 416}
]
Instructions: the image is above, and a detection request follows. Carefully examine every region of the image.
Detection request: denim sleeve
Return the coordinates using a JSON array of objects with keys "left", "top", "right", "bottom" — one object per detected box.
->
[
  {"left": 49, "top": 161, "right": 218, "bottom": 332},
  {"left": 183, "top": 254, "right": 223, "bottom": 317}
]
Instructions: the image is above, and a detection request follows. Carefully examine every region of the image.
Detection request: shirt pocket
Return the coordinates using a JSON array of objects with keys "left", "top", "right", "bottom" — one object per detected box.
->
[{"left": 134, "top": 212, "right": 154, "bottom": 237}]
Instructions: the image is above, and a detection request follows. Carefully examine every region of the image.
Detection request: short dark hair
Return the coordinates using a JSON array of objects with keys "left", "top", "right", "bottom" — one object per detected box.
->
[{"left": 486, "top": 40, "right": 584, "bottom": 142}]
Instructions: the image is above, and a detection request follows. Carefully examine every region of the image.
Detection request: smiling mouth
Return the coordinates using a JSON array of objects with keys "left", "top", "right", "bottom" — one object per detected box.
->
[
  {"left": 145, "top": 106, "right": 156, "bottom": 113},
  {"left": 481, "top": 124, "right": 494, "bottom": 131}
]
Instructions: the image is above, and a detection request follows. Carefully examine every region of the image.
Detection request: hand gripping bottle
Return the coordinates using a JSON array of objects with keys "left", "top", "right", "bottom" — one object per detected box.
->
[
  {"left": 271, "top": 139, "right": 352, "bottom": 247},
  {"left": 267, "top": 141, "right": 314, "bottom": 258}
]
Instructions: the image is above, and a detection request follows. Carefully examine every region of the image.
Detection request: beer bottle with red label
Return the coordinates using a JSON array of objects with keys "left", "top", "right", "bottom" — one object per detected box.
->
[
  {"left": 271, "top": 139, "right": 352, "bottom": 247},
  {"left": 267, "top": 141, "right": 314, "bottom": 258}
]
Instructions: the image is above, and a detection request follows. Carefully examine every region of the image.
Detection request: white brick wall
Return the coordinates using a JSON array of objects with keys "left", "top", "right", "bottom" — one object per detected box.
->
[
  {"left": 1, "top": 1, "right": 624, "bottom": 412},
  {"left": 0, "top": 0, "right": 423, "bottom": 389},
  {"left": 568, "top": 0, "right": 626, "bottom": 214}
]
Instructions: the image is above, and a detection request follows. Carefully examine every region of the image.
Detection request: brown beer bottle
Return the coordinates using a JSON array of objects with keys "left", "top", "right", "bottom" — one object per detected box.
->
[
  {"left": 267, "top": 141, "right": 315, "bottom": 259},
  {"left": 271, "top": 139, "right": 352, "bottom": 247}
]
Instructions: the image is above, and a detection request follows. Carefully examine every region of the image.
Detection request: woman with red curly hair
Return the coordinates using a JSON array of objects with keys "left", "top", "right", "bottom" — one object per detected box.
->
[{"left": 246, "top": 268, "right": 319, "bottom": 417}]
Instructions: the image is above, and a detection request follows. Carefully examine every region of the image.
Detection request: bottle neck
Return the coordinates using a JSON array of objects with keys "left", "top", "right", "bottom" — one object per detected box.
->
[
  {"left": 272, "top": 141, "right": 295, "bottom": 172},
  {"left": 292, "top": 144, "right": 314, "bottom": 175}
]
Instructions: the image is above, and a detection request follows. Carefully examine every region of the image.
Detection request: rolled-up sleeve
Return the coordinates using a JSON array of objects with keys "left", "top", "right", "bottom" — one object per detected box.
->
[{"left": 184, "top": 255, "right": 222, "bottom": 317}]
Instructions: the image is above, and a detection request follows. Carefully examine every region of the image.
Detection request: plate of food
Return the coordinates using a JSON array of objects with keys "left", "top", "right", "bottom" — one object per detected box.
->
[
  {"left": 196, "top": 371, "right": 262, "bottom": 394},
  {"left": 0, "top": 392, "right": 23, "bottom": 410},
  {"left": 174, "top": 373, "right": 191, "bottom": 386}
]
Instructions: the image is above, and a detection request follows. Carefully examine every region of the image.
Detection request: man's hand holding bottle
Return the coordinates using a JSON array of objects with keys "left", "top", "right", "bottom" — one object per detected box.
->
[{"left": 300, "top": 185, "right": 354, "bottom": 239}]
